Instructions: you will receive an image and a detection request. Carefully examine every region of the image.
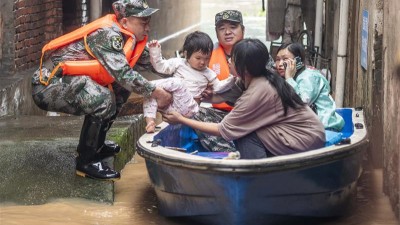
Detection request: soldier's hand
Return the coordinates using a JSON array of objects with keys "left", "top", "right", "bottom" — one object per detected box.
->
[
  {"left": 200, "top": 83, "right": 214, "bottom": 101},
  {"left": 152, "top": 87, "right": 172, "bottom": 110}
]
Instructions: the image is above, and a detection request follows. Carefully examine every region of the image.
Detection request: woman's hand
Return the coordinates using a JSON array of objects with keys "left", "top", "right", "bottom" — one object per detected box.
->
[
  {"left": 284, "top": 58, "right": 297, "bottom": 80},
  {"left": 162, "top": 111, "right": 184, "bottom": 124}
]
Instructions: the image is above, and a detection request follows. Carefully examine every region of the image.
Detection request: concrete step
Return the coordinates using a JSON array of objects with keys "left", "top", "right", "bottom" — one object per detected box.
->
[
  {"left": 0, "top": 69, "right": 45, "bottom": 118},
  {"left": 0, "top": 114, "right": 145, "bottom": 205}
]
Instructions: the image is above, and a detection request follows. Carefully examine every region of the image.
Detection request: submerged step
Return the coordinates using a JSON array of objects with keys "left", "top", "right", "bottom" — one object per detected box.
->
[{"left": 0, "top": 115, "right": 145, "bottom": 205}]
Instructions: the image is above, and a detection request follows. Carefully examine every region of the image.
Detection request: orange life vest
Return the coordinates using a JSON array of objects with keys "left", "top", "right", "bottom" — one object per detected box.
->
[
  {"left": 39, "top": 14, "right": 147, "bottom": 86},
  {"left": 209, "top": 45, "right": 234, "bottom": 111}
]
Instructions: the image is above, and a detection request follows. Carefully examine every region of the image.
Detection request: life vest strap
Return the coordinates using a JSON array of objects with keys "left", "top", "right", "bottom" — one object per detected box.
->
[
  {"left": 39, "top": 58, "right": 64, "bottom": 86},
  {"left": 84, "top": 35, "right": 96, "bottom": 59}
]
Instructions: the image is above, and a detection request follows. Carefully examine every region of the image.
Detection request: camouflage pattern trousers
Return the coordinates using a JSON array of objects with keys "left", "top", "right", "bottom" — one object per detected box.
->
[
  {"left": 193, "top": 107, "right": 236, "bottom": 152},
  {"left": 32, "top": 68, "right": 130, "bottom": 120}
]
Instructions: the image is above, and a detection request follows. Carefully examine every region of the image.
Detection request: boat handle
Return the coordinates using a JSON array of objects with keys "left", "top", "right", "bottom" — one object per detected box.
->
[{"left": 354, "top": 123, "right": 364, "bottom": 129}]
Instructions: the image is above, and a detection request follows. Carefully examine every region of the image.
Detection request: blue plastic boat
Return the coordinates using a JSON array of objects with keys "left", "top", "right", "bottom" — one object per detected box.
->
[{"left": 136, "top": 108, "right": 368, "bottom": 225}]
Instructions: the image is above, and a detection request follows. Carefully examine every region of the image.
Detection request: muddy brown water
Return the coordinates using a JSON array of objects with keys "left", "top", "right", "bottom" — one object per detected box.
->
[{"left": 1, "top": 156, "right": 398, "bottom": 225}]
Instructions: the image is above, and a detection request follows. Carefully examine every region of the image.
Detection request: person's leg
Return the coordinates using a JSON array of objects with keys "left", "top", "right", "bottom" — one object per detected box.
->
[
  {"left": 233, "top": 132, "right": 274, "bottom": 159},
  {"left": 94, "top": 82, "right": 132, "bottom": 160},
  {"left": 159, "top": 78, "right": 198, "bottom": 118},
  {"left": 33, "top": 75, "right": 120, "bottom": 180},
  {"left": 76, "top": 114, "right": 120, "bottom": 180},
  {"left": 193, "top": 107, "right": 236, "bottom": 152},
  {"left": 32, "top": 75, "right": 116, "bottom": 117}
]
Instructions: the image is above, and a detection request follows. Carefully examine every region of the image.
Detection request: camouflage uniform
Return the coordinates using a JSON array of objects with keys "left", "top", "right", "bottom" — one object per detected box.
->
[
  {"left": 193, "top": 108, "right": 235, "bottom": 152},
  {"left": 32, "top": 26, "right": 155, "bottom": 120},
  {"left": 193, "top": 77, "right": 246, "bottom": 152},
  {"left": 31, "top": 0, "right": 160, "bottom": 181}
]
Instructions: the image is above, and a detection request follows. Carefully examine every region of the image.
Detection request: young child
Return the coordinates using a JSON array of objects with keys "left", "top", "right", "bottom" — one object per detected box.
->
[{"left": 144, "top": 31, "right": 235, "bottom": 133}]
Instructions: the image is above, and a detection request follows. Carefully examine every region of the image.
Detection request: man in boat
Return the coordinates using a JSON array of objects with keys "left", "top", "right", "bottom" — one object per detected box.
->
[
  {"left": 31, "top": 0, "right": 172, "bottom": 181},
  {"left": 195, "top": 10, "right": 274, "bottom": 152}
]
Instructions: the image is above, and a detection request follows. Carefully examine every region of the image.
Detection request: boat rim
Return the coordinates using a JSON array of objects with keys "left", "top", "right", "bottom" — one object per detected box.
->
[{"left": 136, "top": 108, "right": 368, "bottom": 173}]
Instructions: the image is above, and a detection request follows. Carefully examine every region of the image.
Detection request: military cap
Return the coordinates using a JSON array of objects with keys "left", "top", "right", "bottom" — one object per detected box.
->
[
  {"left": 215, "top": 10, "right": 243, "bottom": 26},
  {"left": 112, "top": 0, "right": 159, "bottom": 19}
]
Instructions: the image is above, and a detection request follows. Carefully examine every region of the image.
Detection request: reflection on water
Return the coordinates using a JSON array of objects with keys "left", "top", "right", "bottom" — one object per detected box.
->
[{"left": 1, "top": 156, "right": 397, "bottom": 225}]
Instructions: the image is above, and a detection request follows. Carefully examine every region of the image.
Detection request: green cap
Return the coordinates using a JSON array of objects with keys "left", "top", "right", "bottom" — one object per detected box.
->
[
  {"left": 215, "top": 10, "right": 243, "bottom": 26},
  {"left": 112, "top": 0, "right": 159, "bottom": 19}
]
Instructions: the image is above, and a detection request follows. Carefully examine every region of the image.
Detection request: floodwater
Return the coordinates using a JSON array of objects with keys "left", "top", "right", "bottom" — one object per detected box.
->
[
  {"left": 0, "top": 0, "right": 399, "bottom": 225},
  {"left": 1, "top": 156, "right": 398, "bottom": 225}
]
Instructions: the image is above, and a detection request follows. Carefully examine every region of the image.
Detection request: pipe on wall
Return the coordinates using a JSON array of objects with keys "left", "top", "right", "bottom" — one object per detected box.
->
[
  {"left": 334, "top": 0, "right": 349, "bottom": 107},
  {"left": 90, "top": 0, "right": 102, "bottom": 21},
  {"left": 314, "top": 0, "right": 323, "bottom": 56}
]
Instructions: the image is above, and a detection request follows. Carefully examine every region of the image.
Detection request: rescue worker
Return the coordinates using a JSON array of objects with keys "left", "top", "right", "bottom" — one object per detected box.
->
[
  {"left": 192, "top": 10, "right": 245, "bottom": 152},
  {"left": 194, "top": 10, "right": 274, "bottom": 152},
  {"left": 31, "top": 0, "right": 172, "bottom": 181}
]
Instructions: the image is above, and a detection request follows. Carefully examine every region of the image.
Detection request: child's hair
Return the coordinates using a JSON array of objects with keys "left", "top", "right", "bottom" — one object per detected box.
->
[{"left": 183, "top": 31, "right": 213, "bottom": 59}]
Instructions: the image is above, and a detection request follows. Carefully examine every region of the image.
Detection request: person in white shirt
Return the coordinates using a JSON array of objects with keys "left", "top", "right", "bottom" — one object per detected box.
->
[{"left": 144, "top": 31, "right": 235, "bottom": 133}]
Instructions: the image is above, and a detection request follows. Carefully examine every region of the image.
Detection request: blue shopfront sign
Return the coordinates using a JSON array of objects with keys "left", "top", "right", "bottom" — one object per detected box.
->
[{"left": 361, "top": 10, "right": 369, "bottom": 70}]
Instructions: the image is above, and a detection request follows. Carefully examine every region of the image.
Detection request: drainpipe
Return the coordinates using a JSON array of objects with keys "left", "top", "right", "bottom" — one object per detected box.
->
[
  {"left": 90, "top": 0, "right": 102, "bottom": 22},
  {"left": 314, "top": 0, "right": 323, "bottom": 67},
  {"left": 334, "top": 0, "right": 349, "bottom": 108}
]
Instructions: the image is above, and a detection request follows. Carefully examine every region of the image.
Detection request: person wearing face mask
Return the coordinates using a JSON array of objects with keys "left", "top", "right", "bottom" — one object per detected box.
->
[
  {"left": 31, "top": 0, "right": 172, "bottom": 181},
  {"left": 275, "top": 42, "right": 344, "bottom": 131}
]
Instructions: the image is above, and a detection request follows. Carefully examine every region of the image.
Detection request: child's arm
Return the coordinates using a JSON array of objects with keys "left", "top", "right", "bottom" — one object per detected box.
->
[
  {"left": 209, "top": 74, "right": 236, "bottom": 94},
  {"left": 148, "top": 40, "right": 179, "bottom": 76}
]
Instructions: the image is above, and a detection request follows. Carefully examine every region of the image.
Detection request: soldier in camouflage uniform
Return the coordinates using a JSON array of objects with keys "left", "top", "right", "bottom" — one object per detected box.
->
[{"left": 32, "top": 0, "right": 172, "bottom": 181}]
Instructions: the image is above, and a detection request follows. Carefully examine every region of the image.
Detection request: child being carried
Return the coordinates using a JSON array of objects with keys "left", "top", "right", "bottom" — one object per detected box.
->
[{"left": 144, "top": 31, "right": 235, "bottom": 133}]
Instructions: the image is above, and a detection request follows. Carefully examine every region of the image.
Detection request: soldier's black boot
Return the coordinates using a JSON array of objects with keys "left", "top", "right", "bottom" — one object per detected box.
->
[
  {"left": 95, "top": 118, "right": 121, "bottom": 160},
  {"left": 76, "top": 115, "right": 120, "bottom": 181},
  {"left": 96, "top": 140, "right": 121, "bottom": 160}
]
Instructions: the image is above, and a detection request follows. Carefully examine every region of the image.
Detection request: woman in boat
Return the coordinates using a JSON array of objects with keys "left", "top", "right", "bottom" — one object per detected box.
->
[
  {"left": 162, "top": 38, "right": 325, "bottom": 159},
  {"left": 275, "top": 42, "right": 345, "bottom": 131}
]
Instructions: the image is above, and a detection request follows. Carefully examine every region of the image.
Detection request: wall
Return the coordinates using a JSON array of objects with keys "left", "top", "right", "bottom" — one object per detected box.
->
[
  {"left": 382, "top": 0, "right": 400, "bottom": 219},
  {"left": 63, "top": 0, "right": 89, "bottom": 33},
  {"left": 14, "top": 0, "right": 63, "bottom": 72},
  {"left": 147, "top": 0, "right": 201, "bottom": 58},
  {"left": 0, "top": 0, "right": 15, "bottom": 76},
  {"left": 345, "top": 0, "right": 384, "bottom": 167},
  {"left": 342, "top": 0, "right": 399, "bottom": 219},
  {"left": 0, "top": 0, "right": 90, "bottom": 76}
]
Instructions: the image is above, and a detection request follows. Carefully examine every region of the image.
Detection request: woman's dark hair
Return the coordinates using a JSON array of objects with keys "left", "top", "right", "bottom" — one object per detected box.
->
[
  {"left": 183, "top": 31, "right": 213, "bottom": 59},
  {"left": 277, "top": 42, "right": 306, "bottom": 63},
  {"left": 231, "top": 38, "right": 305, "bottom": 115},
  {"left": 277, "top": 42, "right": 306, "bottom": 78}
]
